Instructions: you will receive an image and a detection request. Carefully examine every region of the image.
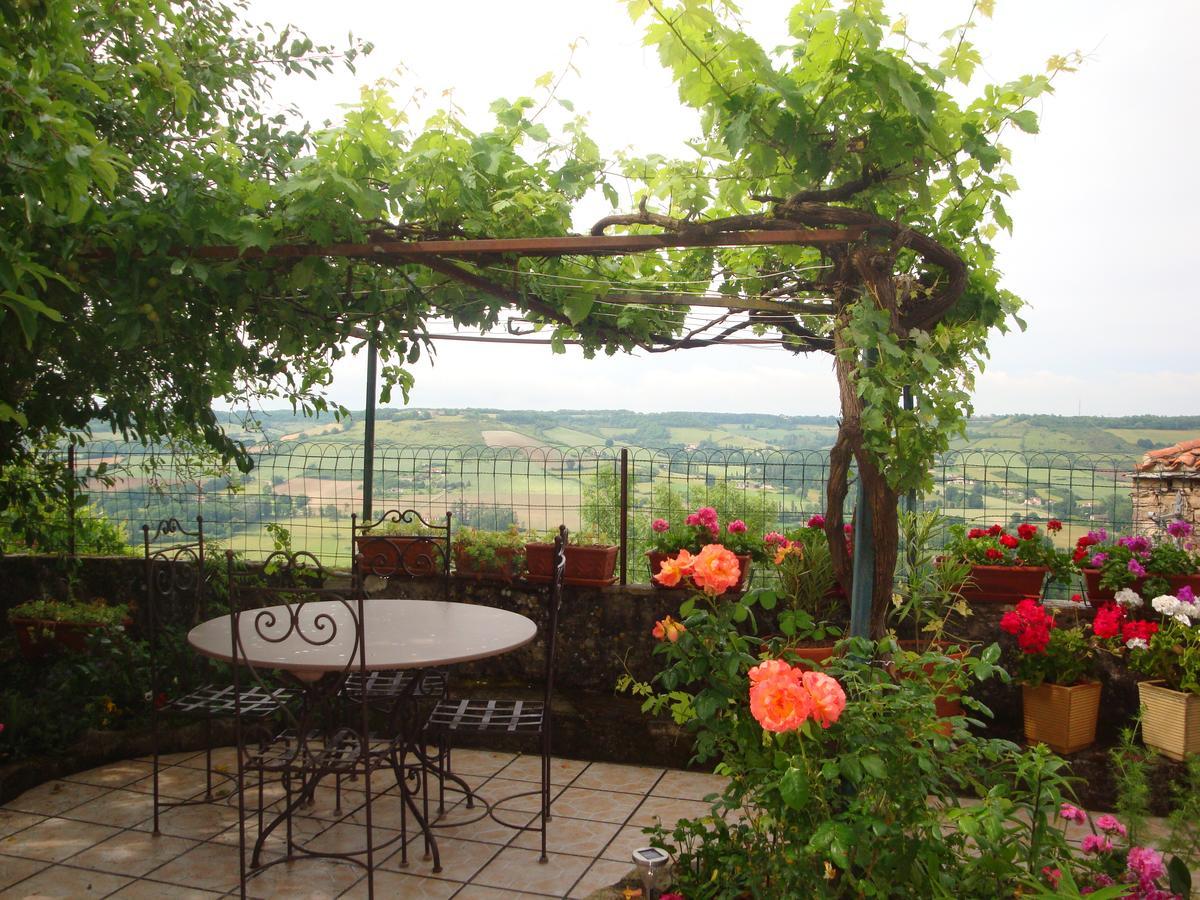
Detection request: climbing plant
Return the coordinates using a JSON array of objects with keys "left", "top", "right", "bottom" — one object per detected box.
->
[{"left": 4, "top": 0, "right": 1068, "bottom": 635}]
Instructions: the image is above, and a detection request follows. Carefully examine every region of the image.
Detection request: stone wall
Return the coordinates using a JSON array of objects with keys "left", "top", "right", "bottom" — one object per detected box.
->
[{"left": 1133, "top": 474, "right": 1200, "bottom": 535}]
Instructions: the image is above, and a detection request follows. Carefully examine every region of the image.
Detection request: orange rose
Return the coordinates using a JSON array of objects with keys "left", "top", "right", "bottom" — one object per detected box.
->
[
  {"left": 690, "top": 544, "right": 741, "bottom": 596},
  {"left": 748, "top": 658, "right": 798, "bottom": 685},
  {"left": 653, "top": 549, "right": 694, "bottom": 588},
  {"left": 802, "top": 671, "right": 847, "bottom": 728},
  {"left": 651, "top": 615, "right": 686, "bottom": 643},
  {"left": 750, "top": 672, "right": 812, "bottom": 733}
]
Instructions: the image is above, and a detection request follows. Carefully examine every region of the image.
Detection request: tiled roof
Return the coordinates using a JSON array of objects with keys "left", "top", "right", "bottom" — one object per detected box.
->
[{"left": 1136, "top": 437, "right": 1200, "bottom": 472}]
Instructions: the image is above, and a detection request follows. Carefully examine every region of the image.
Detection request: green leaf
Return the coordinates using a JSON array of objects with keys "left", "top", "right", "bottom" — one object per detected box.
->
[
  {"left": 1009, "top": 109, "right": 1039, "bottom": 134},
  {"left": 780, "top": 766, "right": 809, "bottom": 810},
  {"left": 860, "top": 754, "right": 886, "bottom": 778},
  {"left": 562, "top": 294, "right": 595, "bottom": 325}
]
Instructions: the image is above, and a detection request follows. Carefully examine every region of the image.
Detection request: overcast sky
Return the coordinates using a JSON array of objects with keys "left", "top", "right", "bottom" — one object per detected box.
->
[{"left": 245, "top": 0, "right": 1199, "bottom": 418}]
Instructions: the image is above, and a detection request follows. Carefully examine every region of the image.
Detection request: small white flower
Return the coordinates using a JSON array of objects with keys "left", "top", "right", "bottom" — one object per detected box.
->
[
  {"left": 1125, "top": 638, "right": 1149, "bottom": 651},
  {"left": 1152, "top": 595, "right": 1181, "bottom": 617},
  {"left": 1175, "top": 613, "right": 1192, "bottom": 626},
  {"left": 1114, "top": 588, "right": 1143, "bottom": 608}
]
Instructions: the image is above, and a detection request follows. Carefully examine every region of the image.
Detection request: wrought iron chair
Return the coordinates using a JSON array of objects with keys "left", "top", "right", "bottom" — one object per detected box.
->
[
  {"left": 344, "top": 510, "right": 453, "bottom": 705},
  {"left": 424, "top": 525, "right": 568, "bottom": 863},
  {"left": 227, "top": 549, "right": 390, "bottom": 899},
  {"left": 142, "top": 517, "right": 291, "bottom": 834}
]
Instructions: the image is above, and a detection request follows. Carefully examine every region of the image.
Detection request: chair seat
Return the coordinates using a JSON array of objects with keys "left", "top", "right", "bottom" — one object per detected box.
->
[
  {"left": 165, "top": 683, "right": 293, "bottom": 718},
  {"left": 342, "top": 669, "right": 448, "bottom": 701},
  {"left": 426, "top": 698, "right": 546, "bottom": 734},
  {"left": 243, "top": 729, "right": 399, "bottom": 777}
]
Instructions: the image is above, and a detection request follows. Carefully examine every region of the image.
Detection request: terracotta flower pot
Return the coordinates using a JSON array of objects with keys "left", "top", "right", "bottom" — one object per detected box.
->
[
  {"left": 893, "top": 641, "right": 969, "bottom": 719},
  {"left": 955, "top": 565, "right": 1048, "bottom": 604},
  {"left": 645, "top": 551, "right": 752, "bottom": 591},
  {"left": 1021, "top": 681, "right": 1101, "bottom": 754},
  {"left": 1138, "top": 680, "right": 1200, "bottom": 761},
  {"left": 525, "top": 543, "right": 618, "bottom": 586},
  {"left": 354, "top": 534, "right": 443, "bottom": 578},
  {"left": 10, "top": 618, "right": 123, "bottom": 659},
  {"left": 452, "top": 545, "right": 523, "bottom": 582},
  {"left": 1083, "top": 569, "right": 1200, "bottom": 606}
]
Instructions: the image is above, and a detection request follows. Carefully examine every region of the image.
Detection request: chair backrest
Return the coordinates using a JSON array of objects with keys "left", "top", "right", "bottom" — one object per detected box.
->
[
  {"left": 142, "top": 517, "right": 206, "bottom": 696},
  {"left": 225, "top": 549, "right": 370, "bottom": 757},
  {"left": 351, "top": 509, "right": 453, "bottom": 600},
  {"left": 542, "top": 525, "right": 568, "bottom": 707}
]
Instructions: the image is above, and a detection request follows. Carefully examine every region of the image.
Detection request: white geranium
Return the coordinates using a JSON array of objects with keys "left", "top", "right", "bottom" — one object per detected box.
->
[
  {"left": 1125, "top": 638, "right": 1149, "bottom": 651},
  {"left": 1151, "top": 594, "right": 1181, "bottom": 617},
  {"left": 1114, "top": 588, "right": 1143, "bottom": 609}
]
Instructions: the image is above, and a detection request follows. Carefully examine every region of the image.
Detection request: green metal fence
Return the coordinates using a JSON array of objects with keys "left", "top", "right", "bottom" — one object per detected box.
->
[{"left": 62, "top": 442, "right": 1137, "bottom": 583}]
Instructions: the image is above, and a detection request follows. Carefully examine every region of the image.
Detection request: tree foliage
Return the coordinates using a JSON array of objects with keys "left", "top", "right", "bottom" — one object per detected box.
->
[{"left": 3, "top": 0, "right": 1069, "bottom": 634}]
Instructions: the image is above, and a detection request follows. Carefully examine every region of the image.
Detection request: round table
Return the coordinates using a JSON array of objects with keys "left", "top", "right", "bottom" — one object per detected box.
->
[{"left": 187, "top": 597, "right": 537, "bottom": 680}]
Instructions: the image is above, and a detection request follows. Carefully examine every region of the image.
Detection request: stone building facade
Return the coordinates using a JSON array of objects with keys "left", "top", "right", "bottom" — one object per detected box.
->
[{"left": 1133, "top": 438, "right": 1200, "bottom": 535}]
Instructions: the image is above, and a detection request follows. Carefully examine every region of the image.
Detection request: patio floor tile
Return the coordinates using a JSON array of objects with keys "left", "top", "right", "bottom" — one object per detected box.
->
[
  {"left": 381, "top": 835, "right": 499, "bottom": 881},
  {"left": 572, "top": 763, "right": 664, "bottom": 795},
  {"left": 497, "top": 755, "right": 589, "bottom": 786},
  {"left": 61, "top": 789, "right": 154, "bottom": 829},
  {"left": 0, "top": 817, "right": 120, "bottom": 863},
  {"left": 471, "top": 845, "right": 591, "bottom": 895},
  {"left": 650, "top": 769, "right": 728, "bottom": 802},
  {"left": 510, "top": 815, "right": 622, "bottom": 858},
  {"left": 568, "top": 858, "right": 636, "bottom": 899},
  {"left": 340, "top": 870, "right": 461, "bottom": 898},
  {"left": 140, "top": 801, "right": 239, "bottom": 840},
  {"left": 3, "top": 782, "right": 110, "bottom": 818},
  {"left": 106, "top": 879, "right": 222, "bottom": 899},
  {"left": 601, "top": 824, "right": 670, "bottom": 863},
  {"left": 0, "top": 854, "right": 48, "bottom": 892},
  {"left": 438, "top": 749, "right": 518, "bottom": 777},
  {"left": 142, "top": 841, "right": 243, "bottom": 894},
  {"left": 242, "top": 857, "right": 362, "bottom": 898},
  {"left": 66, "top": 830, "right": 200, "bottom": 877},
  {"left": 0, "top": 863, "right": 131, "bottom": 898},
  {"left": 626, "top": 795, "right": 718, "bottom": 829},
  {"left": 0, "top": 812, "right": 44, "bottom": 842},
  {"left": 64, "top": 761, "right": 155, "bottom": 790},
  {"left": 548, "top": 787, "right": 643, "bottom": 824}
]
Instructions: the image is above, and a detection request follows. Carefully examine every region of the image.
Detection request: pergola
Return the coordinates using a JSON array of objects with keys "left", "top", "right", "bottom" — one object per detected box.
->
[{"left": 182, "top": 205, "right": 967, "bottom": 639}]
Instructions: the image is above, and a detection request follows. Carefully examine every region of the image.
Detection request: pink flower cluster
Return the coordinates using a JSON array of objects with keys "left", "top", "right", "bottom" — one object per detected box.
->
[
  {"left": 684, "top": 506, "right": 719, "bottom": 536},
  {"left": 1058, "top": 806, "right": 1178, "bottom": 899},
  {"left": 748, "top": 659, "right": 846, "bottom": 733}
]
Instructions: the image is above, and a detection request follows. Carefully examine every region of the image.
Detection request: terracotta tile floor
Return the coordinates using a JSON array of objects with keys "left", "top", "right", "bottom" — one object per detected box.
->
[{"left": 0, "top": 749, "right": 729, "bottom": 898}]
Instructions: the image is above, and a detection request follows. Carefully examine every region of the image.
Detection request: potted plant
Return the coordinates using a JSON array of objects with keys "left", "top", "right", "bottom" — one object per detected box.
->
[
  {"left": 525, "top": 527, "right": 618, "bottom": 586},
  {"left": 1075, "top": 521, "right": 1200, "bottom": 605},
  {"left": 1119, "top": 585, "right": 1200, "bottom": 760},
  {"left": 943, "top": 520, "right": 1069, "bottom": 604},
  {"left": 646, "top": 506, "right": 761, "bottom": 591},
  {"left": 1000, "top": 598, "right": 1103, "bottom": 754},
  {"left": 354, "top": 513, "right": 448, "bottom": 578},
  {"left": 7, "top": 598, "right": 131, "bottom": 659},
  {"left": 452, "top": 525, "right": 526, "bottom": 581}
]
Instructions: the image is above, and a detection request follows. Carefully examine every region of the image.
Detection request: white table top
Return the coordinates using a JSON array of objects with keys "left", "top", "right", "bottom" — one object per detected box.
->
[{"left": 187, "top": 598, "right": 537, "bottom": 678}]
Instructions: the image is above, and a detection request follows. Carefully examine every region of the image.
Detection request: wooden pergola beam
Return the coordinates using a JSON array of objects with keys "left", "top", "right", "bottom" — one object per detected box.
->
[{"left": 187, "top": 227, "right": 864, "bottom": 262}]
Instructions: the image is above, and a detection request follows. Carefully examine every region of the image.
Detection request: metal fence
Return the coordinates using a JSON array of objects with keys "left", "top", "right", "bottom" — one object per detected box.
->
[{"left": 55, "top": 441, "right": 1139, "bottom": 584}]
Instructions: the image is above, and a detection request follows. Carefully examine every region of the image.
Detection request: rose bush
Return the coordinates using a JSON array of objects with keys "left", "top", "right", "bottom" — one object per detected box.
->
[
  {"left": 648, "top": 506, "right": 767, "bottom": 562},
  {"left": 621, "top": 546, "right": 1111, "bottom": 896}
]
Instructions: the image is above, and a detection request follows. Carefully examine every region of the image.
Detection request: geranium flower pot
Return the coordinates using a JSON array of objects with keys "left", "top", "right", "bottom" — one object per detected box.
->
[
  {"left": 894, "top": 641, "right": 969, "bottom": 720},
  {"left": 354, "top": 534, "right": 443, "bottom": 578},
  {"left": 525, "top": 543, "right": 618, "bottom": 586},
  {"left": 645, "top": 551, "right": 752, "bottom": 591},
  {"left": 1021, "top": 681, "right": 1101, "bottom": 754},
  {"left": 452, "top": 545, "right": 523, "bottom": 582},
  {"left": 1137, "top": 680, "right": 1200, "bottom": 761},
  {"left": 1083, "top": 569, "right": 1200, "bottom": 605},
  {"left": 10, "top": 618, "right": 120, "bottom": 659},
  {"left": 956, "top": 565, "right": 1048, "bottom": 604}
]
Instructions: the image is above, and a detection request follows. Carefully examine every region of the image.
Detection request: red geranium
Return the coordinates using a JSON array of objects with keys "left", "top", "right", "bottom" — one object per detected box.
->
[
  {"left": 1092, "top": 602, "right": 1126, "bottom": 639},
  {"left": 999, "top": 533, "right": 1019, "bottom": 550},
  {"left": 1017, "top": 523, "right": 1038, "bottom": 541},
  {"left": 1047, "top": 520, "right": 1063, "bottom": 532},
  {"left": 1000, "top": 599, "right": 1055, "bottom": 654},
  {"left": 1121, "top": 619, "right": 1158, "bottom": 644}
]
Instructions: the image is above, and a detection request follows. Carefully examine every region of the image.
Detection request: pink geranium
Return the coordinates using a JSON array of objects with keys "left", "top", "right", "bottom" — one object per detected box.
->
[{"left": 651, "top": 518, "right": 670, "bottom": 533}]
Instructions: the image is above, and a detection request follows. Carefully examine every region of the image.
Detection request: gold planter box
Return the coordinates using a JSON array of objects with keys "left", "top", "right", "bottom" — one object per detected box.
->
[
  {"left": 1022, "top": 682, "right": 1101, "bottom": 754},
  {"left": 1138, "top": 681, "right": 1200, "bottom": 761}
]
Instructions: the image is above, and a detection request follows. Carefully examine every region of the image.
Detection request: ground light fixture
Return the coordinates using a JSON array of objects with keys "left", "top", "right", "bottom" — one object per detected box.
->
[{"left": 631, "top": 846, "right": 672, "bottom": 898}]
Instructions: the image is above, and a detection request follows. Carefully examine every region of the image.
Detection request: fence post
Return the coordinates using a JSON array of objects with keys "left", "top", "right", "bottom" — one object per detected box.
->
[
  {"left": 619, "top": 448, "right": 629, "bottom": 585},
  {"left": 66, "top": 444, "right": 77, "bottom": 559},
  {"left": 361, "top": 333, "right": 377, "bottom": 523}
]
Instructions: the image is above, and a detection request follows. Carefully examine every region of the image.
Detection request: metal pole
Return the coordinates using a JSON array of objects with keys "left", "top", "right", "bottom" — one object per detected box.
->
[
  {"left": 849, "top": 350, "right": 877, "bottom": 640},
  {"left": 66, "top": 444, "right": 76, "bottom": 559},
  {"left": 902, "top": 386, "right": 917, "bottom": 514},
  {"left": 619, "top": 448, "right": 629, "bottom": 585},
  {"left": 361, "top": 332, "right": 378, "bottom": 523}
]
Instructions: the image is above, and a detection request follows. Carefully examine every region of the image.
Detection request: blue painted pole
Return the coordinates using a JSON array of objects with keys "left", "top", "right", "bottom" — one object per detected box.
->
[{"left": 849, "top": 350, "right": 877, "bottom": 640}]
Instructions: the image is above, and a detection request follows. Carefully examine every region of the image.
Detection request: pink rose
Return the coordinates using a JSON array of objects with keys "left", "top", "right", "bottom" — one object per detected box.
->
[{"left": 801, "top": 671, "right": 847, "bottom": 728}]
